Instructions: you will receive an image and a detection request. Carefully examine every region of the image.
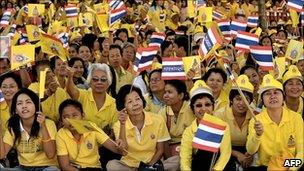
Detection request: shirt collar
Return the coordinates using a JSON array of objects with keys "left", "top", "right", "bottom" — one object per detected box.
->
[
  {"left": 19, "top": 121, "right": 30, "bottom": 141},
  {"left": 226, "top": 106, "right": 252, "bottom": 121},
  {"left": 263, "top": 107, "right": 290, "bottom": 124},
  {"left": 126, "top": 112, "right": 153, "bottom": 130},
  {"left": 88, "top": 89, "right": 113, "bottom": 109}
]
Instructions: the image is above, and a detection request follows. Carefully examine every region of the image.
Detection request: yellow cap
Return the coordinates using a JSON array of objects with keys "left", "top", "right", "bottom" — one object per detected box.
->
[
  {"left": 190, "top": 80, "right": 213, "bottom": 99},
  {"left": 258, "top": 74, "right": 283, "bottom": 94},
  {"left": 232, "top": 75, "right": 254, "bottom": 93},
  {"left": 282, "top": 65, "right": 303, "bottom": 84}
]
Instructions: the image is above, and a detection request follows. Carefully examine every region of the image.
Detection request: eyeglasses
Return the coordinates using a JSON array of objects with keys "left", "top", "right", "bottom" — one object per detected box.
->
[
  {"left": 194, "top": 103, "right": 213, "bottom": 108},
  {"left": 91, "top": 77, "right": 108, "bottom": 83}
]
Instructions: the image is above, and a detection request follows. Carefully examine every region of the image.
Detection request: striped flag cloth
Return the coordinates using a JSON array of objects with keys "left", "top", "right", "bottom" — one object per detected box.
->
[
  {"left": 199, "top": 24, "right": 223, "bottom": 59},
  {"left": 7, "top": 23, "right": 17, "bottom": 37},
  {"left": 230, "top": 19, "right": 247, "bottom": 37},
  {"left": 235, "top": 31, "right": 259, "bottom": 52},
  {"left": 57, "top": 32, "right": 69, "bottom": 48},
  {"left": 247, "top": 16, "right": 259, "bottom": 27},
  {"left": 133, "top": 46, "right": 158, "bottom": 72},
  {"left": 109, "top": 7, "right": 127, "bottom": 26},
  {"left": 65, "top": 5, "right": 78, "bottom": 18},
  {"left": 0, "top": 90, "right": 5, "bottom": 104},
  {"left": 192, "top": 113, "right": 226, "bottom": 152},
  {"left": 250, "top": 45, "right": 274, "bottom": 71},
  {"left": 301, "top": 10, "right": 304, "bottom": 26},
  {"left": 0, "top": 10, "right": 12, "bottom": 27},
  {"left": 217, "top": 19, "right": 232, "bottom": 42},
  {"left": 149, "top": 32, "right": 166, "bottom": 47},
  {"left": 161, "top": 57, "right": 186, "bottom": 80},
  {"left": 213, "top": 10, "right": 223, "bottom": 21},
  {"left": 109, "top": 0, "right": 124, "bottom": 10},
  {"left": 287, "top": 0, "right": 304, "bottom": 12}
]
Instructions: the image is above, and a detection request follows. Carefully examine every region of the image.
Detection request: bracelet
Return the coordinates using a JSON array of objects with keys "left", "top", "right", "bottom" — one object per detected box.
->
[{"left": 41, "top": 138, "right": 52, "bottom": 143}]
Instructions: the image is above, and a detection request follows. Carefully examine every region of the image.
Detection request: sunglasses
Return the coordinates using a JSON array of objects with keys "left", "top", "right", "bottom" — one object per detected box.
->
[
  {"left": 194, "top": 103, "right": 212, "bottom": 108},
  {"left": 92, "top": 77, "right": 108, "bottom": 83}
]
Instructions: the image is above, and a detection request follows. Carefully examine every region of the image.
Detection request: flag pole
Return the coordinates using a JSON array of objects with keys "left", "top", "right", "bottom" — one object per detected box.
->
[{"left": 209, "top": 152, "right": 218, "bottom": 171}]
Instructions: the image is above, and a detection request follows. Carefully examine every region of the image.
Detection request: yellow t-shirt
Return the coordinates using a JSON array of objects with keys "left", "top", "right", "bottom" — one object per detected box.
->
[
  {"left": 115, "top": 67, "right": 134, "bottom": 93},
  {"left": 246, "top": 107, "right": 304, "bottom": 169},
  {"left": 56, "top": 128, "right": 109, "bottom": 168},
  {"left": 180, "top": 118, "right": 231, "bottom": 171},
  {"left": 144, "top": 94, "right": 165, "bottom": 114},
  {"left": 3, "top": 119, "right": 58, "bottom": 166},
  {"left": 214, "top": 90, "right": 229, "bottom": 112},
  {"left": 0, "top": 102, "right": 10, "bottom": 133},
  {"left": 159, "top": 101, "right": 195, "bottom": 144},
  {"left": 78, "top": 89, "right": 117, "bottom": 129},
  {"left": 112, "top": 112, "right": 170, "bottom": 168},
  {"left": 214, "top": 105, "right": 251, "bottom": 146}
]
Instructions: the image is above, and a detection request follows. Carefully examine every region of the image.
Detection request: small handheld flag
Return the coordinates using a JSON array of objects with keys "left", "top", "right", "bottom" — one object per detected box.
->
[
  {"left": 109, "top": 0, "right": 124, "bottom": 11},
  {"left": 149, "top": 32, "right": 166, "bottom": 47},
  {"left": 247, "top": 16, "right": 259, "bottom": 28},
  {"left": 39, "top": 69, "right": 47, "bottom": 99},
  {"left": 230, "top": 19, "right": 247, "bottom": 37},
  {"left": 192, "top": 113, "right": 226, "bottom": 153},
  {"left": 65, "top": 5, "right": 78, "bottom": 18},
  {"left": 133, "top": 46, "right": 158, "bottom": 72},
  {"left": 212, "top": 10, "right": 223, "bottom": 21},
  {"left": 0, "top": 10, "right": 12, "bottom": 27},
  {"left": 162, "top": 57, "right": 186, "bottom": 80},
  {"left": 217, "top": 19, "right": 231, "bottom": 42},
  {"left": 250, "top": 45, "right": 274, "bottom": 71},
  {"left": 11, "top": 45, "right": 35, "bottom": 70},
  {"left": 287, "top": 0, "right": 304, "bottom": 12},
  {"left": 235, "top": 31, "right": 259, "bottom": 52},
  {"left": 109, "top": 7, "right": 127, "bottom": 26},
  {"left": 0, "top": 90, "right": 5, "bottom": 104}
]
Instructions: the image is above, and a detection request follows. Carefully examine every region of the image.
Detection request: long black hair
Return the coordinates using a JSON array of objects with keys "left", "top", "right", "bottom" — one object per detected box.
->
[{"left": 8, "top": 88, "right": 41, "bottom": 146}]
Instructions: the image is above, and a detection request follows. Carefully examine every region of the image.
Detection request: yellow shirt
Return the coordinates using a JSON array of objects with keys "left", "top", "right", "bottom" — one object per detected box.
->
[
  {"left": 28, "top": 82, "right": 39, "bottom": 93},
  {"left": 284, "top": 97, "right": 303, "bottom": 117},
  {"left": 159, "top": 101, "right": 195, "bottom": 143},
  {"left": 214, "top": 90, "right": 229, "bottom": 112},
  {"left": 113, "top": 112, "right": 170, "bottom": 168},
  {"left": 180, "top": 118, "right": 231, "bottom": 171},
  {"left": 115, "top": 67, "right": 134, "bottom": 93},
  {"left": 56, "top": 128, "right": 109, "bottom": 168},
  {"left": 78, "top": 89, "right": 117, "bottom": 129},
  {"left": 3, "top": 119, "right": 57, "bottom": 166},
  {"left": 0, "top": 102, "right": 10, "bottom": 133},
  {"left": 144, "top": 94, "right": 165, "bottom": 114},
  {"left": 147, "top": 6, "right": 166, "bottom": 32},
  {"left": 240, "top": 3, "right": 255, "bottom": 17},
  {"left": 214, "top": 105, "right": 251, "bottom": 146},
  {"left": 246, "top": 107, "right": 304, "bottom": 169}
]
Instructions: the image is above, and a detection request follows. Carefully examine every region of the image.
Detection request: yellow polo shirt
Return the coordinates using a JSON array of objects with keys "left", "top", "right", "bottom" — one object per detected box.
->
[
  {"left": 115, "top": 67, "right": 134, "bottom": 93},
  {"left": 112, "top": 112, "right": 170, "bottom": 168},
  {"left": 3, "top": 119, "right": 57, "bottom": 166},
  {"left": 214, "top": 91, "right": 229, "bottom": 112},
  {"left": 214, "top": 105, "right": 251, "bottom": 146},
  {"left": 56, "top": 127, "right": 109, "bottom": 168},
  {"left": 78, "top": 89, "right": 117, "bottom": 129},
  {"left": 246, "top": 107, "right": 304, "bottom": 170},
  {"left": 159, "top": 101, "right": 195, "bottom": 144},
  {"left": 180, "top": 118, "right": 231, "bottom": 171},
  {"left": 0, "top": 102, "right": 10, "bottom": 133},
  {"left": 144, "top": 94, "right": 165, "bottom": 114}
]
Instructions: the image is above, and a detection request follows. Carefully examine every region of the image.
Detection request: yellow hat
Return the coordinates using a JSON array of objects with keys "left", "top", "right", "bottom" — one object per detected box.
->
[
  {"left": 190, "top": 80, "right": 213, "bottom": 99},
  {"left": 258, "top": 74, "right": 283, "bottom": 94},
  {"left": 232, "top": 75, "right": 254, "bottom": 93},
  {"left": 282, "top": 65, "right": 303, "bottom": 84}
]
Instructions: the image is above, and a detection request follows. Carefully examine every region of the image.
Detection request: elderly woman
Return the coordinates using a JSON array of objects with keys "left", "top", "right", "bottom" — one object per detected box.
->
[
  {"left": 66, "top": 63, "right": 117, "bottom": 131},
  {"left": 246, "top": 74, "right": 303, "bottom": 170},
  {"left": 180, "top": 80, "right": 231, "bottom": 171},
  {"left": 282, "top": 65, "right": 303, "bottom": 119},
  {"left": 107, "top": 85, "right": 170, "bottom": 170},
  {"left": 215, "top": 75, "right": 254, "bottom": 170}
]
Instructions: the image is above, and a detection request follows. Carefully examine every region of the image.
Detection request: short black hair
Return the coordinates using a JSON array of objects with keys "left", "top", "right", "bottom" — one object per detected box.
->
[
  {"left": 0, "top": 72, "right": 22, "bottom": 89},
  {"left": 229, "top": 89, "right": 253, "bottom": 106},
  {"left": 68, "top": 57, "right": 87, "bottom": 78},
  {"left": 175, "top": 36, "right": 188, "bottom": 56},
  {"left": 190, "top": 93, "right": 215, "bottom": 112},
  {"left": 59, "top": 99, "right": 84, "bottom": 118},
  {"left": 115, "top": 28, "right": 129, "bottom": 39},
  {"left": 202, "top": 67, "right": 227, "bottom": 83},
  {"left": 50, "top": 56, "right": 61, "bottom": 72},
  {"left": 32, "top": 60, "right": 50, "bottom": 82},
  {"left": 240, "top": 65, "right": 257, "bottom": 75},
  {"left": 109, "top": 44, "right": 123, "bottom": 56},
  {"left": 165, "top": 80, "right": 190, "bottom": 101},
  {"left": 161, "top": 41, "right": 173, "bottom": 56},
  {"left": 116, "top": 85, "right": 146, "bottom": 111}
]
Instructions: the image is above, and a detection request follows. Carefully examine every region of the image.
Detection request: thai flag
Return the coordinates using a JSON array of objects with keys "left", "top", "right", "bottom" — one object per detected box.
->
[
  {"left": 192, "top": 113, "right": 226, "bottom": 152},
  {"left": 223, "top": 63, "right": 236, "bottom": 82},
  {"left": 301, "top": 10, "right": 304, "bottom": 26},
  {"left": 57, "top": 32, "right": 69, "bottom": 48},
  {"left": 7, "top": 23, "right": 17, "bottom": 37},
  {"left": 247, "top": 16, "right": 259, "bottom": 27},
  {"left": 217, "top": 19, "right": 232, "bottom": 42},
  {"left": 199, "top": 25, "right": 223, "bottom": 59},
  {"left": 65, "top": 5, "right": 78, "bottom": 18},
  {"left": 0, "top": 90, "right": 5, "bottom": 104},
  {"left": 109, "top": 7, "right": 127, "bottom": 26},
  {"left": 0, "top": 10, "right": 12, "bottom": 27},
  {"left": 149, "top": 32, "right": 166, "bottom": 47},
  {"left": 230, "top": 19, "right": 247, "bottom": 37},
  {"left": 250, "top": 45, "right": 273, "bottom": 71},
  {"left": 23, "top": 5, "right": 28, "bottom": 14},
  {"left": 235, "top": 31, "right": 259, "bottom": 52},
  {"left": 213, "top": 10, "right": 223, "bottom": 21},
  {"left": 161, "top": 57, "right": 186, "bottom": 80},
  {"left": 109, "top": 0, "right": 124, "bottom": 10},
  {"left": 133, "top": 46, "right": 158, "bottom": 72},
  {"left": 287, "top": 0, "right": 304, "bottom": 12}
]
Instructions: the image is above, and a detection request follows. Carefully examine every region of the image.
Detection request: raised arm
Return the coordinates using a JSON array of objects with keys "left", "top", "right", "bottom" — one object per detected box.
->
[{"left": 66, "top": 67, "right": 80, "bottom": 100}]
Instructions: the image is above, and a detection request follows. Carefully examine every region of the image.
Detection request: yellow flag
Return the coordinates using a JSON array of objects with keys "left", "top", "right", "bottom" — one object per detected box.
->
[
  {"left": 11, "top": 45, "right": 35, "bottom": 70},
  {"left": 289, "top": 9, "right": 299, "bottom": 27},
  {"left": 26, "top": 25, "right": 41, "bottom": 42},
  {"left": 182, "top": 56, "right": 201, "bottom": 79},
  {"left": 94, "top": 3, "right": 108, "bottom": 14},
  {"left": 67, "top": 17, "right": 79, "bottom": 28},
  {"left": 79, "top": 12, "right": 94, "bottom": 27},
  {"left": 40, "top": 34, "right": 67, "bottom": 61},
  {"left": 198, "top": 7, "right": 213, "bottom": 23},
  {"left": 255, "top": 27, "right": 262, "bottom": 37},
  {"left": 285, "top": 39, "right": 303, "bottom": 61},
  {"left": 28, "top": 4, "right": 45, "bottom": 17},
  {"left": 96, "top": 14, "right": 109, "bottom": 32},
  {"left": 67, "top": 118, "right": 103, "bottom": 134},
  {"left": 187, "top": 0, "right": 195, "bottom": 18},
  {"left": 39, "top": 69, "right": 47, "bottom": 99},
  {"left": 271, "top": 57, "right": 286, "bottom": 79}
]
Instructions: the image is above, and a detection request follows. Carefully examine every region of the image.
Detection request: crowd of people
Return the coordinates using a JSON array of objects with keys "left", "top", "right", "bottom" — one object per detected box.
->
[{"left": 0, "top": 0, "right": 303, "bottom": 170}]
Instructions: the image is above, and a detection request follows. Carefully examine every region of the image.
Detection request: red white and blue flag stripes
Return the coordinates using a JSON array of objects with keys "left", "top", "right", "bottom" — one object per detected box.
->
[
  {"left": 109, "top": 0, "right": 124, "bottom": 10},
  {"left": 161, "top": 57, "right": 186, "bottom": 80},
  {"left": 235, "top": 31, "right": 259, "bottom": 51},
  {"left": 0, "top": 10, "right": 12, "bottom": 27},
  {"left": 230, "top": 19, "right": 247, "bottom": 37},
  {"left": 212, "top": 10, "right": 223, "bottom": 21},
  {"left": 287, "top": 0, "right": 304, "bottom": 12},
  {"left": 149, "top": 32, "right": 166, "bottom": 47},
  {"left": 247, "top": 16, "right": 259, "bottom": 27},
  {"left": 65, "top": 5, "right": 78, "bottom": 18},
  {"left": 199, "top": 25, "right": 223, "bottom": 59},
  {"left": 0, "top": 90, "right": 5, "bottom": 104},
  {"left": 109, "top": 7, "right": 127, "bottom": 26},
  {"left": 134, "top": 46, "right": 158, "bottom": 72},
  {"left": 250, "top": 45, "right": 274, "bottom": 71},
  {"left": 217, "top": 19, "right": 232, "bottom": 42}
]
